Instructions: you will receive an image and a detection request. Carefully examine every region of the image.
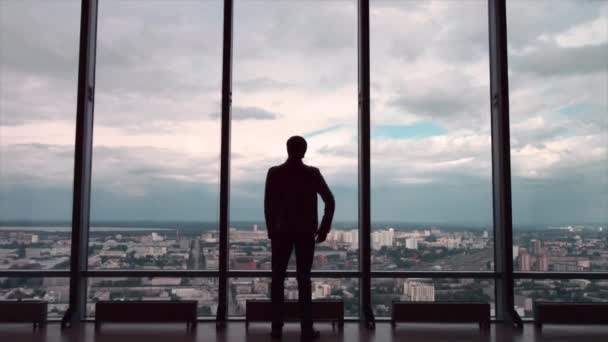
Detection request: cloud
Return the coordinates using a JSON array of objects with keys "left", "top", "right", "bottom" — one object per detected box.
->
[
  {"left": 388, "top": 84, "right": 488, "bottom": 124},
  {"left": 510, "top": 42, "right": 608, "bottom": 77},
  {"left": 235, "top": 77, "right": 291, "bottom": 92},
  {"left": 1, "top": 0, "right": 606, "bottom": 225},
  {"left": 210, "top": 106, "right": 279, "bottom": 121}
]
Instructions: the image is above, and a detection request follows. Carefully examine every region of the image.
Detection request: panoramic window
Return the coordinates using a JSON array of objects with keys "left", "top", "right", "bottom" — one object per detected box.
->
[
  {"left": 369, "top": 0, "right": 493, "bottom": 315},
  {"left": 508, "top": 0, "right": 607, "bottom": 273},
  {"left": 0, "top": 277, "right": 70, "bottom": 318},
  {"left": 228, "top": 0, "right": 358, "bottom": 317},
  {"left": 507, "top": 0, "right": 608, "bottom": 318},
  {"left": 4, "top": 0, "right": 605, "bottom": 324},
  {"left": 372, "top": 278, "right": 495, "bottom": 317},
  {"left": 0, "top": 0, "right": 80, "bottom": 273},
  {"left": 89, "top": 0, "right": 223, "bottom": 274},
  {"left": 230, "top": 0, "right": 358, "bottom": 274},
  {"left": 229, "top": 277, "right": 359, "bottom": 317},
  {"left": 86, "top": 277, "right": 219, "bottom": 317}
]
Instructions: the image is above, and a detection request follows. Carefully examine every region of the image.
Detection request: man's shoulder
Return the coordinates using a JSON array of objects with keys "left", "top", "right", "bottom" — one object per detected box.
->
[
  {"left": 306, "top": 165, "right": 320, "bottom": 174},
  {"left": 268, "top": 163, "right": 319, "bottom": 174},
  {"left": 267, "top": 165, "right": 284, "bottom": 176}
]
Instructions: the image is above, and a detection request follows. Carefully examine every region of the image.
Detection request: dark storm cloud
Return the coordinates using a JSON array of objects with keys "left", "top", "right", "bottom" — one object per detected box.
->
[
  {"left": 210, "top": 106, "right": 279, "bottom": 121},
  {"left": 510, "top": 43, "right": 608, "bottom": 77}
]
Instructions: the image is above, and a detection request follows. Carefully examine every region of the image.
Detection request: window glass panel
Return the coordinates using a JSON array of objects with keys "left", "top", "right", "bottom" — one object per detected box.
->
[
  {"left": 514, "top": 279, "right": 608, "bottom": 318},
  {"left": 372, "top": 278, "right": 495, "bottom": 318},
  {"left": 0, "top": 0, "right": 80, "bottom": 269},
  {"left": 370, "top": 0, "right": 493, "bottom": 271},
  {"left": 87, "top": 277, "right": 219, "bottom": 317},
  {"left": 230, "top": 0, "right": 358, "bottom": 270},
  {"left": 0, "top": 277, "right": 70, "bottom": 318},
  {"left": 90, "top": 0, "right": 223, "bottom": 270},
  {"left": 507, "top": 0, "right": 608, "bottom": 271},
  {"left": 229, "top": 277, "right": 359, "bottom": 317}
]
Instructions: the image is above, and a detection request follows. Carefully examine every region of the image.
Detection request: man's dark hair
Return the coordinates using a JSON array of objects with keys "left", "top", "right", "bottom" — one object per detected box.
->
[{"left": 287, "top": 136, "right": 307, "bottom": 159}]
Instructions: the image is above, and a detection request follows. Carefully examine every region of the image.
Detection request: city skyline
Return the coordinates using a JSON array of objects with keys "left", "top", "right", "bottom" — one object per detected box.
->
[{"left": 2, "top": 222, "right": 607, "bottom": 319}]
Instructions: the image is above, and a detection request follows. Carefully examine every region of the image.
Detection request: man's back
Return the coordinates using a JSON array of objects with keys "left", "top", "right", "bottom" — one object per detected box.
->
[
  {"left": 266, "top": 136, "right": 334, "bottom": 339},
  {"left": 264, "top": 159, "right": 334, "bottom": 237}
]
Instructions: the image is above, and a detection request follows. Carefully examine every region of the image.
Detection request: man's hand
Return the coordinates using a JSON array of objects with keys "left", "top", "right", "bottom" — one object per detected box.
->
[{"left": 315, "top": 231, "right": 327, "bottom": 243}]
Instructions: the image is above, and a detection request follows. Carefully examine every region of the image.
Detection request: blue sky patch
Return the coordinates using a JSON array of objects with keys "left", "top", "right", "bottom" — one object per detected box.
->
[
  {"left": 372, "top": 122, "right": 447, "bottom": 139},
  {"left": 303, "top": 124, "right": 342, "bottom": 138},
  {"left": 559, "top": 103, "right": 592, "bottom": 116}
]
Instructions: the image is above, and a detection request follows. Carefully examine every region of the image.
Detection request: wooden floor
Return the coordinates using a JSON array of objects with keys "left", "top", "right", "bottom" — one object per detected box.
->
[{"left": 1, "top": 322, "right": 607, "bottom": 342}]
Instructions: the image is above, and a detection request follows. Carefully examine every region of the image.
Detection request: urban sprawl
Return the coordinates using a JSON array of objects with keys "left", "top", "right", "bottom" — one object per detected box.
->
[{"left": 1, "top": 224, "right": 606, "bottom": 318}]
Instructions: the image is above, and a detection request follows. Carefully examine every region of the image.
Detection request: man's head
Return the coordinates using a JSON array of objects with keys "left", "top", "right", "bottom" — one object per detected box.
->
[{"left": 286, "top": 136, "right": 307, "bottom": 159}]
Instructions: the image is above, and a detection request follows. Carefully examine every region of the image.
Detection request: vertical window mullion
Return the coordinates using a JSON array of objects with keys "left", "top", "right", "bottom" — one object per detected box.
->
[
  {"left": 488, "top": 0, "right": 521, "bottom": 328},
  {"left": 66, "top": 0, "right": 99, "bottom": 325},
  {"left": 216, "top": 0, "right": 234, "bottom": 326},
  {"left": 357, "top": 0, "right": 374, "bottom": 328}
]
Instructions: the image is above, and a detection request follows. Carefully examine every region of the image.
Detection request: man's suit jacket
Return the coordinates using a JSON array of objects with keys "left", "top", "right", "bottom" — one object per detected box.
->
[{"left": 264, "top": 159, "right": 335, "bottom": 239}]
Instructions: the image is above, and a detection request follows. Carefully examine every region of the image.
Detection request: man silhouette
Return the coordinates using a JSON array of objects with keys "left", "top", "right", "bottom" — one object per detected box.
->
[{"left": 264, "top": 136, "right": 335, "bottom": 340}]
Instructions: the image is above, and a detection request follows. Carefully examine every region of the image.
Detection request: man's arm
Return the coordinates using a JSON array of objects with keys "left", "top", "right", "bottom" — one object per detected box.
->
[
  {"left": 264, "top": 168, "right": 276, "bottom": 239},
  {"left": 315, "top": 168, "right": 335, "bottom": 241}
]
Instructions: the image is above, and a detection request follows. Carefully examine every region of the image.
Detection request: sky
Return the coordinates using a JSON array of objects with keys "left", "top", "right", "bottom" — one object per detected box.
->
[{"left": 0, "top": 0, "right": 606, "bottom": 227}]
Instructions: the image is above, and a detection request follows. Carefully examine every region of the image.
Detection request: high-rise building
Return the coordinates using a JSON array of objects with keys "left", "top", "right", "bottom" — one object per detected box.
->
[
  {"left": 312, "top": 283, "right": 332, "bottom": 299},
  {"left": 532, "top": 239, "right": 543, "bottom": 255},
  {"left": 406, "top": 281, "right": 435, "bottom": 302},
  {"left": 537, "top": 254, "right": 549, "bottom": 272},
  {"left": 512, "top": 245, "right": 519, "bottom": 260},
  {"left": 405, "top": 238, "right": 418, "bottom": 250},
  {"left": 350, "top": 229, "right": 359, "bottom": 250},
  {"left": 519, "top": 252, "right": 531, "bottom": 272}
]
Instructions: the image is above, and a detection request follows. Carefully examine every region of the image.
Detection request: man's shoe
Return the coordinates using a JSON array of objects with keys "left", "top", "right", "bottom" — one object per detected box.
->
[
  {"left": 270, "top": 328, "right": 283, "bottom": 339},
  {"left": 300, "top": 329, "right": 320, "bottom": 340}
]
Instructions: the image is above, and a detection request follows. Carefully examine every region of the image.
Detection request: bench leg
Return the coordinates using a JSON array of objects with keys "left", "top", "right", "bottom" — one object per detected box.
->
[
  {"left": 479, "top": 321, "right": 490, "bottom": 332},
  {"left": 95, "top": 322, "right": 101, "bottom": 334}
]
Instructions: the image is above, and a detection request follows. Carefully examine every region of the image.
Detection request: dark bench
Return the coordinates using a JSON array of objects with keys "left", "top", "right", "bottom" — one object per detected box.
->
[
  {"left": 534, "top": 302, "right": 608, "bottom": 331},
  {"left": 0, "top": 300, "right": 47, "bottom": 330},
  {"left": 392, "top": 301, "right": 491, "bottom": 331},
  {"left": 245, "top": 299, "right": 344, "bottom": 330},
  {"left": 95, "top": 300, "right": 197, "bottom": 332}
]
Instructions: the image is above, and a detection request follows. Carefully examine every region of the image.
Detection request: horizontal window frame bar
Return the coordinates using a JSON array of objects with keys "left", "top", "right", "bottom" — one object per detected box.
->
[
  {"left": 0, "top": 270, "right": 71, "bottom": 277},
  {"left": 56, "top": 317, "right": 522, "bottom": 323},
  {"left": 514, "top": 272, "right": 608, "bottom": 280},
  {"left": 84, "top": 270, "right": 220, "bottom": 277},
  {"left": 371, "top": 271, "right": 499, "bottom": 279},
  {"left": 227, "top": 270, "right": 360, "bottom": 278},
  {"left": 5, "top": 270, "right": 608, "bottom": 281}
]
